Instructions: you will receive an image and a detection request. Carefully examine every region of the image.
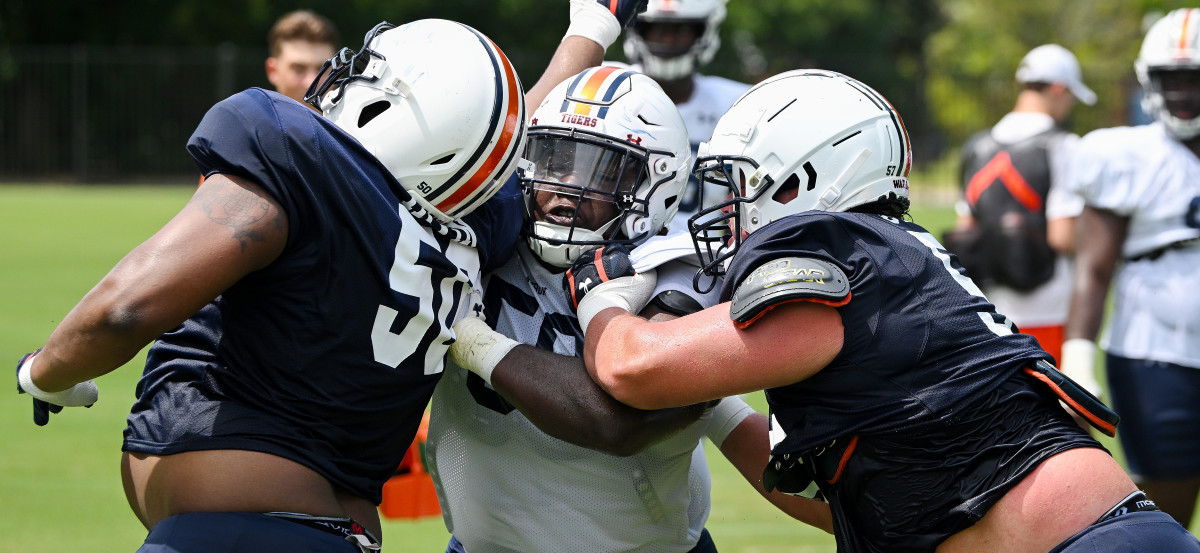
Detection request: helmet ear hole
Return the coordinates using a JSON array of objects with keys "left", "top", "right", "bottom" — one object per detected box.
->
[
  {"left": 429, "top": 153, "right": 456, "bottom": 166},
  {"left": 773, "top": 173, "right": 802, "bottom": 204},
  {"left": 358, "top": 100, "right": 390, "bottom": 128}
]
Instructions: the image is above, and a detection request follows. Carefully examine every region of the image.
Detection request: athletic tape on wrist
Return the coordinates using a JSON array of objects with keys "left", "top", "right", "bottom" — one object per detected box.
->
[
  {"left": 563, "top": 0, "right": 621, "bottom": 50},
  {"left": 449, "top": 317, "right": 520, "bottom": 385},
  {"left": 17, "top": 354, "right": 98, "bottom": 407},
  {"left": 576, "top": 272, "right": 657, "bottom": 336},
  {"left": 1061, "top": 338, "right": 1101, "bottom": 396}
]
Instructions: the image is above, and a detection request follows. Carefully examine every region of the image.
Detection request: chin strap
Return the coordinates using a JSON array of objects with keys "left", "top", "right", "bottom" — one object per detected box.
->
[{"left": 401, "top": 196, "right": 477, "bottom": 247}]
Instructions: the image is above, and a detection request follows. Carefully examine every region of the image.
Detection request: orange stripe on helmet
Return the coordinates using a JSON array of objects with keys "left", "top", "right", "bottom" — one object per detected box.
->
[
  {"left": 1181, "top": 9, "right": 1194, "bottom": 51},
  {"left": 435, "top": 38, "right": 523, "bottom": 214},
  {"left": 579, "top": 65, "right": 620, "bottom": 101}
]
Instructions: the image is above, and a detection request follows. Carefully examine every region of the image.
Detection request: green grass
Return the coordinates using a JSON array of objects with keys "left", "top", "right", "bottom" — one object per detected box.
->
[{"left": 4, "top": 183, "right": 1176, "bottom": 552}]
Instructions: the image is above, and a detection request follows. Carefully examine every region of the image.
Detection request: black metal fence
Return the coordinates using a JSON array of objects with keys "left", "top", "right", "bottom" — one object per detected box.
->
[{"left": 0, "top": 44, "right": 264, "bottom": 183}]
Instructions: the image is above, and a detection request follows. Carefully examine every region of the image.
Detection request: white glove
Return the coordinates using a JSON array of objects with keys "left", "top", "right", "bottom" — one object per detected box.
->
[
  {"left": 564, "top": 0, "right": 623, "bottom": 50},
  {"left": 17, "top": 353, "right": 98, "bottom": 407},
  {"left": 448, "top": 317, "right": 520, "bottom": 385},
  {"left": 576, "top": 270, "right": 657, "bottom": 336},
  {"left": 1060, "top": 338, "right": 1103, "bottom": 397}
]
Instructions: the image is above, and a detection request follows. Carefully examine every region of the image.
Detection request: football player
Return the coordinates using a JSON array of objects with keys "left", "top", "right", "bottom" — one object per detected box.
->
[
  {"left": 622, "top": 0, "right": 752, "bottom": 236},
  {"left": 1063, "top": 7, "right": 1200, "bottom": 528},
  {"left": 557, "top": 70, "right": 1200, "bottom": 552},
  {"left": 13, "top": 2, "right": 642, "bottom": 549},
  {"left": 434, "top": 66, "right": 832, "bottom": 553}
]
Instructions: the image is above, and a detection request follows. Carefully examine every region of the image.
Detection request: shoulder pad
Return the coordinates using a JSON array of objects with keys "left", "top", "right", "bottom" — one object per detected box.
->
[{"left": 730, "top": 257, "right": 850, "bottom": 326}]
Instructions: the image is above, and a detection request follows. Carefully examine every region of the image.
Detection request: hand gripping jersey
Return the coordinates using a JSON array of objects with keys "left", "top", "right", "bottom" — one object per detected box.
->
[
  {"left": 122, "top": 88, "right": 521, "bottom": 504},
  {"left": 723, "top": 212, "right": 1101, "bottom": 552},
  {"left": 427, "top": 240, "right": 744, "bottom": 553},
  {"left": 1069, "top": 123, "right": 1200, "bottom": 368}
]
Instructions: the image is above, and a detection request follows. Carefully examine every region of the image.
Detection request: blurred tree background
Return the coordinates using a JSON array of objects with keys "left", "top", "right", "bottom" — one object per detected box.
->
[{"left": 0, "top": 0, "right": 1192, "bottom": 182}]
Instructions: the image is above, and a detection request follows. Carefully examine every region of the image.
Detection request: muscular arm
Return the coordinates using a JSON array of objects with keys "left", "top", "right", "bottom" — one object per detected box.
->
[
  {"left": 29, "top": 174, "right": 287, "bottom": 392},
  {"left": 718, "top": 413, "right": 834, "bottom": 534},
  {"left": 1064, "top": 206, "right": 1126, "bottom": 341},
  {"left": 489, "top": 346, "right": 708, "bottom": 456},
  {"left": 584, "top": 300, "right": 844, "bottom": 410},
  {"left": 488, "top": 303, "right": 709, "bottom": 456}
]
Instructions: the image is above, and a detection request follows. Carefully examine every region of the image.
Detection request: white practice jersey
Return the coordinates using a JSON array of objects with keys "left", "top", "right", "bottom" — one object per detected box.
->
[
  {"left": 427, "top": 239, "right": 751, "bottom": 553},
  {"left": 667, "top": 73, "right": 752, "bottom": 236},
  {"left": 974, "top": 112, "right": 1084, "bottom": 328},
  {"left": 1069, "top": 122, "right": 1200, "bottom": 368}
]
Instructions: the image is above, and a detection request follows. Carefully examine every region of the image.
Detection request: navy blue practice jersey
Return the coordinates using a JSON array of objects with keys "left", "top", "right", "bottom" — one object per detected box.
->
[
  {"left": 723, "top": 212, "right": 1100, "bottom": 551},
  {"left": 722, "top": 211, "right": 1054, "bottom": 455},
  {"left": 122, "top": 88, "right": 521, "bottom": 504}
]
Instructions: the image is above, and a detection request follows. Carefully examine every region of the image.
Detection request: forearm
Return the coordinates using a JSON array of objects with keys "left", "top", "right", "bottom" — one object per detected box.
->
[
  {"left": 1064, "top": 208, "right": 1125, "bottom": 340},
  {"left": 490, "top": 344, "right": 706, "bottom": 456},
  {"left": 718, "top": 414, "right": 835, "bottom": 534},
  {"left": 524, "top": 36, "right": 604, "bottom": 112},
  {"left": 33, "top": 271, "right": 178, "bottom": 391}
]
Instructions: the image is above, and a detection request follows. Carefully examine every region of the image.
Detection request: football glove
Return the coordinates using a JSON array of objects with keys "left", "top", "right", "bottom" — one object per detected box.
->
[
  {"left": 16, "top": 350, "right": 97, "bottom": 426},
  {"left": 565, "top": 0, "right": 649, "bottom": 50},
  {"left": 564, "top": 245, "right": 657, "bottom": 335}
]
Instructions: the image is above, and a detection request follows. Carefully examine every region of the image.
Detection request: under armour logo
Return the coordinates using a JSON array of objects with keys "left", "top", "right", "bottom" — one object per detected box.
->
[
  {"left": 626, "top": 134, "right": 642, "bottom": 145},
  {"left": 578, "top": 276, "right": 594, "bottom": 293}
]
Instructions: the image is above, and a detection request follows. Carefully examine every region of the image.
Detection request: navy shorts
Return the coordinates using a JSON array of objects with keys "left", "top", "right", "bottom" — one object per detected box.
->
[
  {"left": 445, "top": 527, "right": 718, "bottom": 552},
  {"left": 137, "top": 512, "right": 362, "bottom": 553},
  {"left": 1049, "top": 511, "right": 1200, "bottom": 552},
  {"left": 1106, "top": 353, "right": 1200, "bottom": 479}
]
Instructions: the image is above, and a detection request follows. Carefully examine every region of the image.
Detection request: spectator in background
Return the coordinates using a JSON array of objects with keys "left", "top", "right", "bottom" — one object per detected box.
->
[
  {"left": 945, "top": 44, "right": 1094, "bottom": 374},
  {"left": 1064, "top": 7, "right": 1200, "bottom": 528},
  {"left": 265, "top": 10, "right": 339, "bottom": 108},
  {"left": 623, "top": 0, "right": 751, "bottom": 235}
]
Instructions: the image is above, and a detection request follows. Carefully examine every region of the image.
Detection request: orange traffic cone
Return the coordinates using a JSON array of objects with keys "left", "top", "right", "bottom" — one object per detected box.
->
[{"left": 379, "top": 411, "right": 442, "bottom": 519}]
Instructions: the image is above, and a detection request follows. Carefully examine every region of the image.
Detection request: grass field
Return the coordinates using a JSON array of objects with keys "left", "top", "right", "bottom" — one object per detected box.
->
[{"left": 1, "top": 183, "right": 1175, "bottom": 552}]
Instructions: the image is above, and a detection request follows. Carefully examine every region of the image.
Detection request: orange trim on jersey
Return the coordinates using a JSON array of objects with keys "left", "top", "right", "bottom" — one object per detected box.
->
[
  {"left": 1023, "top": 367, "right": 1117, "bottom": 437},
  {"left": 825, "top": 436, "right": 859, "bottom": 485},
  {"left": 732, "top": 292, "right": 852, "bottom": 330},
  {"left": 964, "top": 151, "right": 1043, "bottom": 212},
  {"left": 435, "top": 38, "right": 522, "bottom": 214}
]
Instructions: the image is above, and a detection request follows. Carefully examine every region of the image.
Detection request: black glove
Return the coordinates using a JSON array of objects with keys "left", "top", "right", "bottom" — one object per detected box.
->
[
  {"left": 17, "top": 350, "right": 61, "bottom": 427},
  {"left": 564, "top": 244, "right": 637, "bottom": 311},
  {"left": 603, "top": 0, "right": 650, "bottom": 28},
  {"left": 16, "top": 349, "right": 95, "bottom": 426}
]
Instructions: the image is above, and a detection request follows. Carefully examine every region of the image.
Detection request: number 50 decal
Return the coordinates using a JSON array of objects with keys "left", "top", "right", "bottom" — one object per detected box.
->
[{"left": 372, "top": 217, "right": 476, "bottom": 375}]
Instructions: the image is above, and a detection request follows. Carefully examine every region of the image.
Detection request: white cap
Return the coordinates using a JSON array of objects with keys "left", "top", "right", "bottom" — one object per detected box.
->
[{"left": 1015, "top": 44, "right": 1097, "bottom": 105}]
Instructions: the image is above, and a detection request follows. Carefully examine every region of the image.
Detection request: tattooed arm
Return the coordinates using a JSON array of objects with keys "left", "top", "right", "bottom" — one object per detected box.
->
[{"left": 28, "top": 174, "right": 287, "bottom": 391}]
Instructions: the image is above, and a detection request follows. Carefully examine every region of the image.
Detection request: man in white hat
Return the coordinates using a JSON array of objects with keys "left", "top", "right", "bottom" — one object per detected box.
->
[{"left": 946, "top": 43, "right": 1095, "bottom": 391}]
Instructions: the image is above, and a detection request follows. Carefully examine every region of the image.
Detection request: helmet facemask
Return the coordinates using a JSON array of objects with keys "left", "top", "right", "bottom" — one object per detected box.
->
[
  {"left": 689, "top": 155, "right": 781, "bottom": 293},
  {"left": 522, "top": 127, "right": 667, "bottom": 268},
  {"left": 1143, "top": 67, "right": 1200, "bottom": 139}
]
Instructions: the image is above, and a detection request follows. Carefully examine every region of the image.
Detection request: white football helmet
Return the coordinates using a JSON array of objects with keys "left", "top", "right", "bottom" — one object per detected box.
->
[
  {"left": 691, "top": 69, "right": 912, "bottom": 283},
  {"left": 307, "top": 19, "right": 526, "bottom": 223},
  {"left": 523, "top": 66, "right": 691, "bottom": 267},
  {"left": 623, "top": 0, "right": 726, "bottom": 80},
  {"left": 1136, "top": 8, "right": 1200, "bottom": 139}
]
